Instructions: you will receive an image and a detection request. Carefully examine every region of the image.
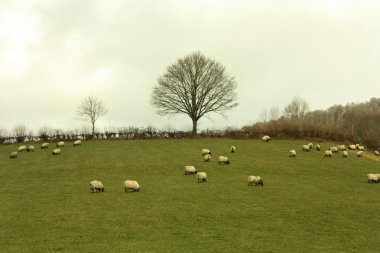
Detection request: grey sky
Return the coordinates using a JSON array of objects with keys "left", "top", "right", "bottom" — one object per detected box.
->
[{"left": 1, "top": 0, "right": 380, "bottom": 134}]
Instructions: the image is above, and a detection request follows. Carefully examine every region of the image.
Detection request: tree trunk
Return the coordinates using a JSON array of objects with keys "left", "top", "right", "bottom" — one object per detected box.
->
[
  {"left": 92, "top": 122, "right": 95, "bottom": 139},
  {"left": 192, "top": 118, "right": 197, "bottom": 135}
]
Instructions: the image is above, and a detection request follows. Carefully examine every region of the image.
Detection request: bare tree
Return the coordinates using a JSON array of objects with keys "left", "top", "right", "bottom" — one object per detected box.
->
[
  {"left": 13, "top": 123, "right": 28, "bottom": 143},
  {"left": 151, "top": 51, "right": 238, "bottom": 134},
  {"left": 283, "top": 96, "right": 310, "bottom": 119},
  {"left": 76, "top": 96, "right": 107, "bottom": 139},
  {"left": 269, "top": 106, "right": 280, "bottom": 121}
]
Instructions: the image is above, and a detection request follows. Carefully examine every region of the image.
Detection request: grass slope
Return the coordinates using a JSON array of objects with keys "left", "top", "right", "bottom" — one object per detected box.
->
[{"left": 0, "top": 139, "right": 380, "bottom": 253}]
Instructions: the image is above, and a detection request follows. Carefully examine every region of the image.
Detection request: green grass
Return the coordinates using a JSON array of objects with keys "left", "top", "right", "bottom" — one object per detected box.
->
[{"left": 1, "top": 139, "right": 380, "bottom": 252}]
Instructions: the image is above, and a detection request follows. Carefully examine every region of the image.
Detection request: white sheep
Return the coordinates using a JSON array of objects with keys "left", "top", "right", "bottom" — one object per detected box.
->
[
  {"left": 218, "top": 156, "right": 230, "bottom": 164},
  {"left": 308, "top": 143, "right": 313, "bottom": 149},
  {"left": 18, "top": 145, "right": 27, "bottom": 151},
  {"left": 262, "top": 135, "right": 271, "bottom": 142},
  {"left": 374, "top": 150, "right": 380, "bottom": 156},
  {"left": 27, "top": 146, "right": 34, "bottom": 152},
  {"left": 288, "top": 149, "right": 296, "bottom": 157},
  {"left": 185, "top": 165, "right": 197, "bottom": 175},
  {"left": 315, "top": 144, "right": 321, "bottom": 151},
  {"left": 324, "top": 150, "right": 333, "bottom": 157},
  {"left": 247, "top": 175, "right": 264, "bottom": 186},
  {"left": 367, "top": 174, "right": 379, "bottom": 183},
  {"left": 338, "top": 145, "right": 346, "bottom": 151},
  {"left": 348, "top": 144, "right": 356, "bottom": 150},
  {"left": 197, "top": 172, "right": 207, "bottom": 182},
  {"left": 90, "top": 180, "right": 104, "bottom": 192},
  {"left": 201, "top": 149, "right": 211, "bottom": 156},
  {"left": 73, "top": 140, "right": 82, "bottom": 146},
  {"left": 124, "top": 180, "right": 140, "bottom": 192},
  {"left": 302, "top": 145, "right": 310, "bottom": 152},
  {"left": 56, "top": 141, "right": 64, "bottom": 147},
  {"left": 329, "top": 146, "right": 338, "bottom": 153},
  {"left": 52, "top": 148, "right": 61, "bottom": 155},
  {"left": 231, "top": 146, "right": 236, "bottom": 153},
  {"left": 357, "top": 151, "right": 364, "bottom": 157},
  {"left": 9, "top": 151, "right": 18, "bottom": 159},
  {"left": 342, "top": 150, "right": 348, "bottom": 158},
  {"left": 357, "top": 145, "right": 365, "bottom": 151},
  {"left": 204, "top": 154, "right": 211, "bottom": 162},
  {"left": 41, "top": 142, "right": 49, "bottom": 149}
]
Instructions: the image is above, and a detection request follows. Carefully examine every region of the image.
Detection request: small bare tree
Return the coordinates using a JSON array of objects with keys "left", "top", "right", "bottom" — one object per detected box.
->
[
  {"left": 76, "top": 96, "right": 107, "bottom": 139},
  {"left": 151, "top": 51, "right": 238, "bottom": 135},
  {"left": 13, "top": 123, "right": 28, "bottom": 143}
]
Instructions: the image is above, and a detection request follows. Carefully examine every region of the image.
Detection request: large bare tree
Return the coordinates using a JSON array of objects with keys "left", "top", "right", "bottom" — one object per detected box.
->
[
  {"left": 151, "top": 51, "right": 238, "bottom": 134},
  {"left": 76, "top": 96, "right": 107, "bottom": 139}
]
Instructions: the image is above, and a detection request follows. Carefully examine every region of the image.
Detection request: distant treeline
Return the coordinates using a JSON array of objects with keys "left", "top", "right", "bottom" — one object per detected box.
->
[{"left": 1, "top": 98, "right": 380, "bottom": 150}]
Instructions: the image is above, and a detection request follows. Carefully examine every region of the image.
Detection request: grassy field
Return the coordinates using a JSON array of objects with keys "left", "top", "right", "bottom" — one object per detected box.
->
[{"left": 1, "top": 139, "right": 380, "bottom": 253}]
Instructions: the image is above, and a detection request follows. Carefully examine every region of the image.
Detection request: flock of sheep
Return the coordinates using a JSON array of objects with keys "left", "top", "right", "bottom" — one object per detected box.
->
[{"left": 288, "top": 142, "right": 380, "bottom": 183}]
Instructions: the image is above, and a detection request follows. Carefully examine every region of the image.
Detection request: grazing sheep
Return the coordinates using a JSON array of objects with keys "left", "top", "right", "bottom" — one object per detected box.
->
[
  {"left": 262, "top": 135, "right": 271, "bottom": 142},
  {"left": 185, "top": 165, "right": 197, "bottom": 175},
  {"left": 329, "top": 146, "right": 339, "bottom": 153},
  {"left": 338, "top": 145, "right": 346, "bottom": 151},
  {"left": 56, "top": 141, "right": 64, "bottom": 147},
  {"left": 9, "top": 151, "right": 18, "bottom": 159},
  {"left": 248, "top": 175, "right": 264, "bottom": 186},
  {"left": 73, "top": 140, "right": 81, "bottom": 146},
  {"left": 357, "top": 145, "right": 365, "bottom": 151},
  {"left": 357, "top": 151, "right": 364, "bottom": 157},
  {"left": 124, "top": 180, "right": 140, "bottom": 192},
  {"left": 288, "top": 149, "right": 296, "bottom": 157},
  {"left": 27, "top": 146, "right": 34, "bottom": 152},
  {"left": 324, "top": 150, "right": 333, "bottom": 157},
  {"left": 52, "top": 148, "right": 61, "bottom": 155},
  {"left": 374, "top": 150, "right": 380, "bottom": 156},
  {"left": 348, "top": 144, "right": 356, "bottom": 150},
  {"left": 218, "top": 156, "right": 230, "bottom": 164},
  {"left": 18, "top": 145, "right": 27, "bottom": 151},
  {"left": 367, "top": 174, "right": 379, "bottom": 183},
  {"left": 197, "top": 172, "right": 207, "bottom": 182},
  {"left": 201, "top": 149, "right": 211, "bottom": 156},
  {"left": 90, "top": 180, "right": 104, "bottom": 192},
  {"left": 231, "top": 146, "right": 236, "bottom": 153},
  {"left": 342, "top": 150, "right": 348, "bottom": 158},
  {"left": 308, "top": 143, "right": 313, "bottom": 149},
  {"left": 41, "top": 142, "right": 49, "bottom": 149},
  {"left": 204, "top": 154, "right": 211, "bottom": 162},
  {"left": 315, "top": 144, "right": 321, "bottom": 151},
  {"left": 302, "top": 145, "right": 310, "bottom": 152}
]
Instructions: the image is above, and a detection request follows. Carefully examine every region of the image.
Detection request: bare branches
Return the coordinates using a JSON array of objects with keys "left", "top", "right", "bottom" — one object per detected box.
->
[
  {"left": 151, "top": 51, "right": 238, "bottom": 134},
  {"left": 76, "top": 96, "right": 107, "bottom": 138}
]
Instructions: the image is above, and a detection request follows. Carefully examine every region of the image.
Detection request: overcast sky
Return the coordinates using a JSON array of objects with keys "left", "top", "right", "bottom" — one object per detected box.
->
[{"left": 1, "top": 0, "right": 380, "bottom": 134}]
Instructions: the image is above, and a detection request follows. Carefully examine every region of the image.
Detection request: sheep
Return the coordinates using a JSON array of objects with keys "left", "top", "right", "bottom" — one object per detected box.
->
[
  {"left": 52, "top": 148, "right": 61, "bottom": 155},
  {"left": 185, "top": 165, "right": 197, "bottom": 175},
  {"left": 324, "top": 150, "right": 333, "bottom": 157},
  {"left": 288, "top": 149, "right": 296, "bottom": 157},
  {"left": 348, "top": 144, "right": 356, "bottom": 150},
  {"left": 342, "top": 150, "right": 348, "bottom": 158},
  {"left": 262, "top": 135, "right": 271, "bottom": 142},
  {"left": 56, "top": 141, "right": 64, "bottom": 147},
  {"left": 73, "top": 140, "right": 82, "bottom": 146},
  {"left": 302, "top": 145, "right": 310, "bottom": 152},
  {"left": 27, "top": 145, "right": 34, "bottom": 152},
  {"left": 308, "top": 143, "right": 313, "bottom": 150},
  {"left": 367, "top": 174, "right": 379, "bottom": 183},
  {"left": 218, "top": 156, "right": 230, "bottom": 164},
  {"left": 41, "top": 142, "right": 49, "bottom": 149},
  {"left": 338, "top": 145, "right": 346, "bottom": 151},
  {"left": 9, "top": 151, "right": 18, "bottom": 159},
  {"left": 201, "top": 149, "right": 211, "bottom": 156},
  {"left": 197, "top": 172, "right": 207, "bottom": 182},
  {"left": 18, "top": 145, "right": 27, "bottom": 151},
  {"left": 90, "top": 180, "right": 104, "bottom": 192},
  {"left": 315, "top": 144, "right": 321, "bottom": 151},
  {"left": 329, "top": 146, "right": 338, "bottom": 153},
  {"left": 374, "top": 150, "right": 380, "bottom": 156},
  {"left": 231, "top": 146, "right": 236, "bottom": 153},
  {"left": 247, "top": 175, "right": 264, "bottom": 186},
  {"left": 357, "top": 145, "right": 365, "bottom": 151},
  {"left": 204, "top": 154, "right": 211, "bottom": 162},
  {"left": 357, "top": 151, "right": 364, "bottom": 157},
  {"left": 124, "top": 180, "right": 140, "bottom": 192}
]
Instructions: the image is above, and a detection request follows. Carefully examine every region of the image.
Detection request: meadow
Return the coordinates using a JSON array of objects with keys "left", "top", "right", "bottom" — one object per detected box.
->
[{"left": 0, "top": 139, "right": 380, "bottom": 253}]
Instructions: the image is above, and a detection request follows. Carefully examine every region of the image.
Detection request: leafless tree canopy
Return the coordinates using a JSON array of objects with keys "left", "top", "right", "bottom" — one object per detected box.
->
[
  {"left": 151, "top": 51, "right": 238, "bottom": 134},
  {"left": 76, "top": 96, "right": 107, "bottom": 138},
  {"left": 13, "top": 123, "right": 28, "bottom": 143},
  {"left": 283, "top": 96, "right": 310, "bottom": 119}
]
